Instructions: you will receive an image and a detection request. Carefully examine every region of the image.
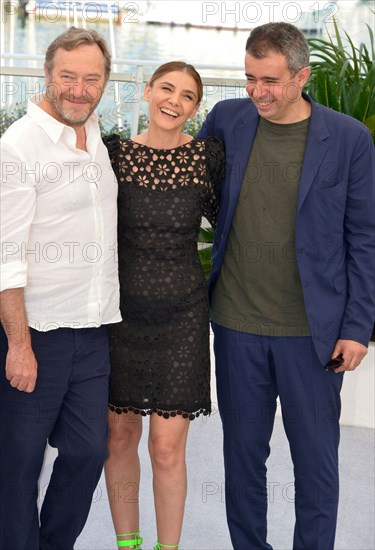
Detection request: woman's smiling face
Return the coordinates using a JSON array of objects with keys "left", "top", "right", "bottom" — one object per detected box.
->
[{"left": 144, "top": 70, "right": 200, "bottom": 131}]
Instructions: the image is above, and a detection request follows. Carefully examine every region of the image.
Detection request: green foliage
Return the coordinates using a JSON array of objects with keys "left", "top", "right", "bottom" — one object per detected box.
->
[
  {"left": 0, "top": 104, "right": 208, "bottom": 140},
  {"left": 307, "top": 21, "right": 375, "bottom": 141},
  {"left": 183, "top": 108, "right": 209, "bottom": 137},
  {"left": 0, "top": 104, "right": 27, "bottom": 136},
  {"left": 99, "top": 113, "right": 150, "bottom": 139},
  {"left": 198, "top": 227, "right": 215, "bottom": 279}
]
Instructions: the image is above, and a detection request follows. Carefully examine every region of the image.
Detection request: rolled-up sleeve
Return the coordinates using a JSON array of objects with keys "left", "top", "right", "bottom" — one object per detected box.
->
[{"left": 0, "top": 141, "right": 36, "bottom": 291}]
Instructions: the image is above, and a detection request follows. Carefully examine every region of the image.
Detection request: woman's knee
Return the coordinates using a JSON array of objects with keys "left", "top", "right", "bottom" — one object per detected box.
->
[
  {"left": 149, "top": 436, "right": 185, "bottom": 471},
  {"left": 108, "top": 412, "right": 142, "bottom": 454}
]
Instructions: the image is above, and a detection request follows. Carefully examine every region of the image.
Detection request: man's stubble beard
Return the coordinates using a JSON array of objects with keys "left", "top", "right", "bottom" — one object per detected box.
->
[{"left": 49, "top": 95, "right": 101, "bottom": 126}]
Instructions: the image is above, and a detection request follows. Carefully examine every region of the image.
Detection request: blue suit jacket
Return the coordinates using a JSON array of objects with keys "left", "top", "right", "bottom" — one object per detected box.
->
[{"left": 198, "top": 95, "right": 375, "bottom": 364}]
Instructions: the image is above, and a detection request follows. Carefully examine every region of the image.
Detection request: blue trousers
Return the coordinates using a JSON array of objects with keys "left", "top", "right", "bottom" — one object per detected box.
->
[
  {"left": 212, "top": 324, "right": 344, "bottom": 550},
  {"left": 0, "top": 325, "right": 110, "bottom": 550}
]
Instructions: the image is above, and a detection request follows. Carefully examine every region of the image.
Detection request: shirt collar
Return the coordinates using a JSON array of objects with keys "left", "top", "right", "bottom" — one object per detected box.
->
[{"left": 27, "top": 95, "right": 100, "bottom": 146}]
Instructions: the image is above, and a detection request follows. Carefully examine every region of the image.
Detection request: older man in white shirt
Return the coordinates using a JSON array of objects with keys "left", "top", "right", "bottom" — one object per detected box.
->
[{"left": 0, "top": 27, "right": 120, "bottom": 550}]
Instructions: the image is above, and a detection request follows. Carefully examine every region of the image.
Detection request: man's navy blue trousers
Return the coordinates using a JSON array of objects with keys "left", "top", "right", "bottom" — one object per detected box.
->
[
  {"left": 0, "top": 325, "right": 110, "bottom": 550},
  {"left": 213, "top": 323, "right": 344, "bottom": 550}
]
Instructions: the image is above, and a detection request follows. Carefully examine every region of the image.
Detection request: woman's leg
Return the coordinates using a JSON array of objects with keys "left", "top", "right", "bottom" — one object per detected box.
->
[
  {"left": 149, "top": 414, "right": 190, "bottom": 546},
  {"left": 105, "top": 411, "right": 143, "bottom": 545}
]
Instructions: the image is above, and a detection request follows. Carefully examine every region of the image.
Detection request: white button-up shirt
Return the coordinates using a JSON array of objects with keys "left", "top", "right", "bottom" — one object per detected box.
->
[{"left": 0, "top": 96, "right": 121, "bottom": 330}]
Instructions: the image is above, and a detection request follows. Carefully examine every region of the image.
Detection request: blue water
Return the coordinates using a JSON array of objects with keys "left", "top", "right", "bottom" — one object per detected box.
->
[
  {"left": 2, "top": 0, "right": 372, "bottom": 66},
  {"left": 1, "top": 0, "right": 373, "bottom": 130}
]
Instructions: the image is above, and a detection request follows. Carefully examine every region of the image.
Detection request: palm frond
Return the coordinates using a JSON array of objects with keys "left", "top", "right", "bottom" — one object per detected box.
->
[{"left": 307, "top": 22, "right": 375, "bottom": 143}]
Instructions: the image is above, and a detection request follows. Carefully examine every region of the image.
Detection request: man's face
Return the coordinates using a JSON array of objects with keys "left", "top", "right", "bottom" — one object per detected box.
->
[
  {"left": 44, "top": 44, "right": 106, "bottom": 126},
  {"left": 244, "top": 51, "right": 310, "bottom": 124}
]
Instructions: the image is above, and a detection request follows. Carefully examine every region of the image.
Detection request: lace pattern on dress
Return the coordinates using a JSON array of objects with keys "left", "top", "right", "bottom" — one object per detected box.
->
[{"left": 104, "top": 136, "right": 225, "bottom": 420}]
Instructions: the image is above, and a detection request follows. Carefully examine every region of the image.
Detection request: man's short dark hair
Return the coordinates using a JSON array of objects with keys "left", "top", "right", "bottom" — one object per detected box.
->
[{"left": 245, "top": 22, "right": 310, "bottom": 74}]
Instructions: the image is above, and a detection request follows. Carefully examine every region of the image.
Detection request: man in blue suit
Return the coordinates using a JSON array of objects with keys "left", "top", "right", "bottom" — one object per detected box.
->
[{"left": 198, "top": 22, "right": 374, "bottom": 549}]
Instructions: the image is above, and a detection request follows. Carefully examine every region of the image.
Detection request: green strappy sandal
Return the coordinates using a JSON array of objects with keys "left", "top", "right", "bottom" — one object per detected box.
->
[
  {"left": 116, "top": 532, "right": 143, "bottom": 549},
  {"left": 153, "top": 541, "right": 179, "bottom": 550}
]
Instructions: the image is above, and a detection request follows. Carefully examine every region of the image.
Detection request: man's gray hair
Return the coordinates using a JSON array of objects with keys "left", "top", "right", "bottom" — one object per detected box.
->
[{"left": 45, "top": 26, "right": 111, "bottom": 83}]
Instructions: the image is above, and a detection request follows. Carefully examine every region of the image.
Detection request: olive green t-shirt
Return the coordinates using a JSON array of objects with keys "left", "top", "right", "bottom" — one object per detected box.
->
[{"left": 211, "top": 116, "right": 311, "bottom": 337}]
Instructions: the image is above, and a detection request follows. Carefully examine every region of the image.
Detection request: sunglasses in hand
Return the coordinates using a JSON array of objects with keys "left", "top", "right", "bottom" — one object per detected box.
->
[{"left": 324, "top": 352, "right": 344, "bottom": 372}]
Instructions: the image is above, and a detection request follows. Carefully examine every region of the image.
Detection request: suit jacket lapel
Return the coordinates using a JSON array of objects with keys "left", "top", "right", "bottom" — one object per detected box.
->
[
  {"left": 222, "top": 110, "right": 259, "bottom": 236},
  {"left": 298, "top": 98, "right": 330, "bottom": 211}
]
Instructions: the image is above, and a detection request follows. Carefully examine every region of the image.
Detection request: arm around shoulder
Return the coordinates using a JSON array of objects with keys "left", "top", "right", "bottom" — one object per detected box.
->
[
  {"left": 102, "top": 134, "right": 121, "bottom": 178},
  {"left": 203, "top": 137, "right": 225, "bottom": 228}
]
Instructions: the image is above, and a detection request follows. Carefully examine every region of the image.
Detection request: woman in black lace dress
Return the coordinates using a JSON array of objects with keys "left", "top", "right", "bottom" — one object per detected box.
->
[{"left": 104, "top": 62, "right": 224, "bottom": 550}]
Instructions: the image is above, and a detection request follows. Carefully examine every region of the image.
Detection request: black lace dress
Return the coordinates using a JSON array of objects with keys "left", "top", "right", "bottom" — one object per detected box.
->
[{"left": 104, "top": 136, "right": 224, "bottom": 420}]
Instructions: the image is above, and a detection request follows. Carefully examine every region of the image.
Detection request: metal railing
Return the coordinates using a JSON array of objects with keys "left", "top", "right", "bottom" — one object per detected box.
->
[{"left": 1, "top": 53, "right": 247, "bottom": 134}]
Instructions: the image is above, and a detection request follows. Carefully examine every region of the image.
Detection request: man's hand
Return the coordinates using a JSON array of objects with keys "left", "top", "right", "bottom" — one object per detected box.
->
[
  {"left": 330, "top": 339, "right": 368, "bottom": 373},
  {"left": 5, "top": 343, "right": 38, "bottom": 393},
  {"left": 1, "top": 288, "right": 38, "bottom": 392}
]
